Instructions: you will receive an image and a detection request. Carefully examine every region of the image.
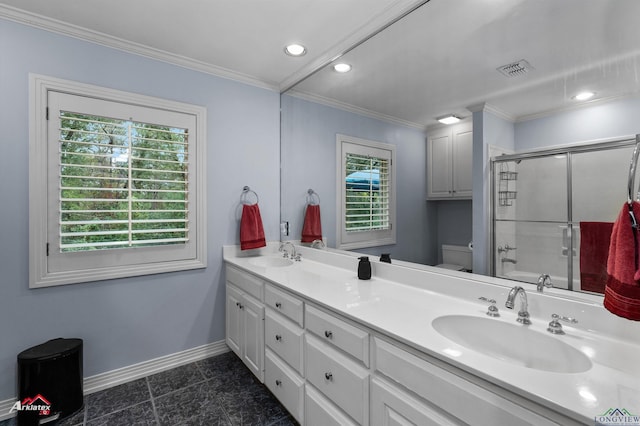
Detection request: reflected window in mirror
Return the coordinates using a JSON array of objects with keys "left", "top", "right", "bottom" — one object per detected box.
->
[{"left": 337, "top": 134, "right": 396, "bottom": 250}]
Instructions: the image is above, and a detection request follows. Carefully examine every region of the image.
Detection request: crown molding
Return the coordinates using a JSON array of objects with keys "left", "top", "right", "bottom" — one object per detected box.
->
[
  {"left": 0, "top": 4, "right": 278, "bottom": 91},
  {"left": 287, "top": 89, "right": 426, "bottom": 130}
]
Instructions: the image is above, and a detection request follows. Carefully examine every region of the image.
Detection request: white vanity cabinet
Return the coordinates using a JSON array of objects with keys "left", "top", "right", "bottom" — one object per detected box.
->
[
  {"left": 225, "top": 266, "right": 265, "bottom": 382},
  {"left": 372, "top": 337, "right": 577, "bottom": 426},
  {"left": 427, "top": 121, "right": 472, "bottom": 199},
  {"left": 225, "top": 256, "right": 588, "bottom": 426}
]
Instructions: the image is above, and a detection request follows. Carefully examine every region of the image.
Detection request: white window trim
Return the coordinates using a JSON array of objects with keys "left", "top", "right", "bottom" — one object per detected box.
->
[
  {"left": 336, "top": 134, "right": 396, "bottom": 250},
  {"left": 29, "top": 74, "right": 207, "bottom": 288}
]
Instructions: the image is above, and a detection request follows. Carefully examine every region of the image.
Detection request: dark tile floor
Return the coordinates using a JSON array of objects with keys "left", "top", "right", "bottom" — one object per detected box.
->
[{"left": 1, "top": 351, "right": 297, "bottom": 426}]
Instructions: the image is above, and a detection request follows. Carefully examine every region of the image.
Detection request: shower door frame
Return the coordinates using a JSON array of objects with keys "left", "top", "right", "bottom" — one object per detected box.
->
[{"left": 489, "top": 135, "right": 638, "bottom": 292}]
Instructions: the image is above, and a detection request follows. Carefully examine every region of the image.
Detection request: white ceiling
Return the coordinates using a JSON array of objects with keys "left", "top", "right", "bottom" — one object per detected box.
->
[
  {"left": 2, "top": 0, "right": 640, "bottom": 127},
  {"left": 0, "top": 0, "right": 422, "bottom": 89}
]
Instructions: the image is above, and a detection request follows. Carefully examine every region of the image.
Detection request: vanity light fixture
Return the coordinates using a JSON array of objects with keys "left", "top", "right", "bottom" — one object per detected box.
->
[
  {"left": 437, "top": 114, "right": 461, "bottom": 125},
  {"left": 284, "top": 44, "right": 307, "bottom": 57},
  {"left": 572, "top": 91, "right": 595, "bottom": 101},
  {"left": 333, "top": 63, "right": 352, "bottom": 73}
]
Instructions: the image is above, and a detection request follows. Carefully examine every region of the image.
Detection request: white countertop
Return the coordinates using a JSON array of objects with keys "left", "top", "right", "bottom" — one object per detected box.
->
[{"left": 224, "top": 243, "right": 640, "bottom": 424}]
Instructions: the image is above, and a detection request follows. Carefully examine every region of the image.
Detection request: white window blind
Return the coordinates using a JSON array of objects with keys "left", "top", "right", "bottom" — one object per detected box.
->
[
  {"left": 345, "top": 153, "right": 390, "bottom": 232},
  {"left": 58, "top": 112, "right": 189, "bottom": 251},
  {"left": 337, "top": 135, "right": 396, "bottom": 249},
  {"left": 29, "top": 75, "right": 206, "bottom": 288}
]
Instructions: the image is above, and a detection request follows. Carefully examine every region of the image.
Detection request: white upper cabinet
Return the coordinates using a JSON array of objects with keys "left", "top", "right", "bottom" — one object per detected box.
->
[{"left": 427, "top": 122, "right": 473, "bottom": 199}]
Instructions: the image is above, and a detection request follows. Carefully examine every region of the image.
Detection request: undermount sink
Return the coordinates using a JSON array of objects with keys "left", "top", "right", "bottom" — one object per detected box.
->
[
  {"left": 432, "top": 315, "right": 592, "bottom": 373},
  {"left": 248, "top": 256, "right": 294, "bottom": 268}
]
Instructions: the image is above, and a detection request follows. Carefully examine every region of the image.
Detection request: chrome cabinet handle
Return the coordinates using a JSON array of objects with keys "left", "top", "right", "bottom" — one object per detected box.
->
[
  {"left": 324, "top": 372, "right": 333, "bottom": 381},
  {"left": 324, "top": 330, "right": 333, "bottom": 339},
  {"left": 275, "top": 379, "right": 282, "bottom": 386},
  {"left": 275, "top": 334, "right": 282, "bottom": 342},
  {"left": 275, "top": 302, "right": 282, "bottom": 309}
]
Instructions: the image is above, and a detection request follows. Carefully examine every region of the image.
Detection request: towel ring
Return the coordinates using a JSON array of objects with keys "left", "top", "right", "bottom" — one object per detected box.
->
[
  {"left": 307, "top": 189, "right": 320, "bottom": 205},
  {"left": 242, "top": 186, "right": 259, "bottom": 205}
]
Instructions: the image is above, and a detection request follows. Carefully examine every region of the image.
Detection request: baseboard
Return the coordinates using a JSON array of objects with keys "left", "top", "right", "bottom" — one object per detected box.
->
[{"left": 0, "top": 340, "right": 229, "bottom": 421}]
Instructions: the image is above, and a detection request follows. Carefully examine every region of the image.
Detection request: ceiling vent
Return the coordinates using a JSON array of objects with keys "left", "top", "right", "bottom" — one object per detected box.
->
[{"left": 497, "top": 59, "right": 534, "bottom": 78}]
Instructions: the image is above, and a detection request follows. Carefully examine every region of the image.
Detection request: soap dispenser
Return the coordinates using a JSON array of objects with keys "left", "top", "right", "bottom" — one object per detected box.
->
[{"left": 358, "top": 256, "right": 371, "bottom": 280}]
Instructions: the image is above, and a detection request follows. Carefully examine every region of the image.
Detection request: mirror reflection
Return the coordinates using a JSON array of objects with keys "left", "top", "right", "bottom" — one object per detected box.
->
[{"left": 280, "top": 0, "right": 640, "bottom": 295}]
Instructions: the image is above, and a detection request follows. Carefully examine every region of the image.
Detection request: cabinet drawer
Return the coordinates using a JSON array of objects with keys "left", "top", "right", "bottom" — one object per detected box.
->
[
  {"left": 373, "top": 338, "right": 557, "bottom": 426},
  {"left": 305, "top": 335, "right": 369, "bottom": 425},
  {"left": 305, "top": 304, "right": 369, "bottom": 366},
  {"left": 265, "top": 284, "right": 304, "bottom": 327},
  {"left": 265, "top": 349, "right": 304, "bottom": 424},
  {"left": 305, "top": 384, "right": 358, "bottom": 426},
  {"left": 265, "top": 309, "right": 304, "bottom": 374},
  {"left": 371, "top": 376, "right": 459, "bottom": 426},
  {"left": 226, "top": 265, "right": 263, "bottom": 301}
]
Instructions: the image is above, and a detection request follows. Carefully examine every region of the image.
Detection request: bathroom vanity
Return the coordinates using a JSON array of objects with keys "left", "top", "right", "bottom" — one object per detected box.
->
[{"left": 223, "top": 243, "right": 640, "bottom": 425}]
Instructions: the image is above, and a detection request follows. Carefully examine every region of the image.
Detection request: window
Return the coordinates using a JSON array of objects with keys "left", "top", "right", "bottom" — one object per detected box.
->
[
  {"left": 29, "top": 75, "right": 206, "bottom": 287},
  {"left": 336, "top": 134, "right": 396, "bottom": 249}
]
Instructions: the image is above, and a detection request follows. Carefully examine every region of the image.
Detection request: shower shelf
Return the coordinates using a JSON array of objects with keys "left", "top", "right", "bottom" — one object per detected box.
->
[
  {"left": 498, "top": 191, "right": 517, "bottom": 206},
  {"left": 499, "top": 171, "right": 518, "bottom": 180}
]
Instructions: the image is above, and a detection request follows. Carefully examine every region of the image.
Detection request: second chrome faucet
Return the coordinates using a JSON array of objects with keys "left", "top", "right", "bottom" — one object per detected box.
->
[{"left": 505, "top": 286, "right": 531, "bottom": 325}]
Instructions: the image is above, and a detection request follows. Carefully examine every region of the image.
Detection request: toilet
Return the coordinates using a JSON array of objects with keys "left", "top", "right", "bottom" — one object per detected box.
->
[{"left": 436, "top": 244, "right": 472, "bottom": 272}]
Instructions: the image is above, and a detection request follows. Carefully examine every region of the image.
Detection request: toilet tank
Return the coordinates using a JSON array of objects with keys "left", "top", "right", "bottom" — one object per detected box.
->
[{"left": 442, "top": 244, "right": 472, "bottom": 270}]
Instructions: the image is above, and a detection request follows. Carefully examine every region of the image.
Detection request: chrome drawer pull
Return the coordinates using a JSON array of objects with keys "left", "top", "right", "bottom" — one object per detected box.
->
[
  {"left": 275, "top": 379, "right": 282, "bottom": 387},
  {"left": 275, "top": 334, "right": 282, "bottom": 342},
  {"left": 275, "top": 302, "right": 282, "bottom": 308},
  {"left": 324, "top": 330, "right": 333, "bottom": 339},
  {"left": 324, "top": 372, "right": 333, "bottom": 381}
]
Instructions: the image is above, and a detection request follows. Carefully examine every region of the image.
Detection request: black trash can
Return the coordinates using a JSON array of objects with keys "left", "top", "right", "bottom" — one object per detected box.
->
[{"left": 17, "top": 338, "right": 83, "bottom": 425}]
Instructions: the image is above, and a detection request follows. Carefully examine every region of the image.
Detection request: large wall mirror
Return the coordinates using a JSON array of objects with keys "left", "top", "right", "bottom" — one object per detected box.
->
[{"left": 280, "top": 0, "right": 640, "bottom": 296}]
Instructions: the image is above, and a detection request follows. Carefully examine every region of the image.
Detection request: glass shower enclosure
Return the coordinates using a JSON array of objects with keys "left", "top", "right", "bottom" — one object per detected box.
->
[{"left": 491, "top": 136, "right": 639, "bottom": 294}]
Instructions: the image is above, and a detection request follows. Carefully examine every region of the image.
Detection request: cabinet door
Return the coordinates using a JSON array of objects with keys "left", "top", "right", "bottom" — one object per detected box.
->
[
  {"left": 305, "top": 385, "right": 358, "bottom": 426},
  {"left": 242, "top": 294, "right": 265, "bottom": 382},
  {"left": 371, "top": 377, "right": 459, "bottom": 426},
  {"left": 225, "top": 284, "right": 243, "bottom": 357},
  {"left": 451, "top": 122, "right": 473, "bottom": 198},
  {"left": 427, "top": 129, "right": 453, "bottom": 198}
]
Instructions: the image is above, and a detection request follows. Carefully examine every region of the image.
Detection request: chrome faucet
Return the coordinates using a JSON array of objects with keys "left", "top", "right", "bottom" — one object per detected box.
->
[
  {"left": 537, "top": 274, "right": 552, "bottom": 292},
  {"left": 279, "top": 241, "right": 297, "bottom": 259},
  {"left": 505, "top": 286, "right": 531, "bottom": 325},
  {"left": 501, "top": 257, "right": 517, "bottom": 264},
  {"left": 311, "top": 239, "right": 325, "bottom": 249}
]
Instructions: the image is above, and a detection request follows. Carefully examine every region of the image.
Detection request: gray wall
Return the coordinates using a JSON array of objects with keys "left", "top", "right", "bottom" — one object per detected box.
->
[
  {"left": 515, "top": 96, "right": 640, "bottom": 149},
  {"left": 281, "top": 94, "right": 435, "bottom": 265},
  {"left": 0, "top": 19, "right": 280, "bottom": 400}
]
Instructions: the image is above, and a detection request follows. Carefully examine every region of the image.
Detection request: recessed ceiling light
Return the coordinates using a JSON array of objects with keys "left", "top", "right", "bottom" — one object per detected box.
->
[
  {"left": 333, "top": 63, "right": 352, "bottom": 73},
  {"left": 572, "top": 91, "right": 595, "bottom": 101},
  {"left": 437, "top": 115, "right": 461, "bottom": 125},
  {"left": 284, "top": 44, "right": 306, "bottom": 57}
]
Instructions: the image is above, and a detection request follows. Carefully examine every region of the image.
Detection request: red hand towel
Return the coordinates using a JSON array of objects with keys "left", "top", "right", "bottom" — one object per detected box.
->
[
  {"left": 240, "top": 203, "right": 266, "bottom": 250},
  {"left": 604, "top": 202, "right": 640, "bottom": 320},
  {"left": 579, "top": 222, "right": 613, "bottom": 293},
  {"left": 301, "top": 204, "right": 322, "bottom": 243}
]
